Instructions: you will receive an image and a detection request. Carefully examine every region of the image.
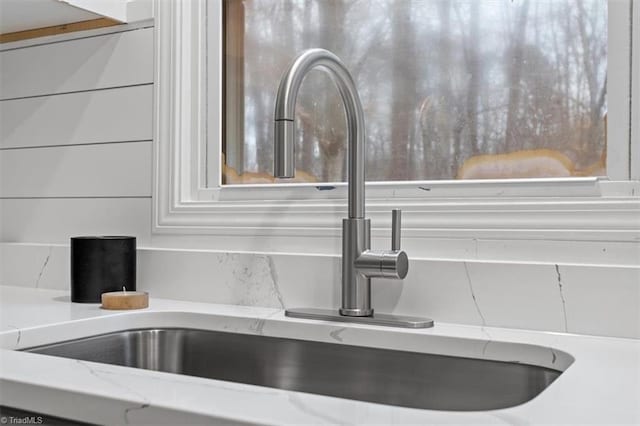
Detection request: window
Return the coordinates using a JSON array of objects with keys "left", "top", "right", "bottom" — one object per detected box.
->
[
  {"left": 153, "top": 0, "right": 637, "bottom": 257},
  {"left": 223, "top": 0, "right": 608, "bottom": 184}
]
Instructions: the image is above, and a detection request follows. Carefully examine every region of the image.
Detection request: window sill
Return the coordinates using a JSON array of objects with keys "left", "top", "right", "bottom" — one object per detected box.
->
[{"left": 155, "top": 178, "right": 639, "bottom": 244}]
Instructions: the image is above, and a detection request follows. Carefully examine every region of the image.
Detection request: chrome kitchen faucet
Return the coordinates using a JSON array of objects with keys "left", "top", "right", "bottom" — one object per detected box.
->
[{"left": 273, "top": 49, "right": 433, "bottom": 328}]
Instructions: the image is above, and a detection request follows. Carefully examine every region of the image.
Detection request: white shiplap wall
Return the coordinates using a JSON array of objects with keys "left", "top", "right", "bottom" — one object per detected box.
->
[{"left": 0, "top": 26, "right": 154, "bottom": 244}]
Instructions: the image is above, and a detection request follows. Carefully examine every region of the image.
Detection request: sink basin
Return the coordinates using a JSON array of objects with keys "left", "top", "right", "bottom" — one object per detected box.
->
[{"left": 25, "top": 328, "right": 561, "bottom": 411}]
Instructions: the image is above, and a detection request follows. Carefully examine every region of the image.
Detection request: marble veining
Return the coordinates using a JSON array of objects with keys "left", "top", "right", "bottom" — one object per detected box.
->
[
  {"left": 1, "top": 243, "right": 639, "bottom": 339},
  {"left": 249, "top": 309, "right": 282, "bottom": 336},
  {"left": 554, "top": 264, "right": 569, "bottom": 332},
  {"left": 463, "top": 262, "right": 486, "bottom": 326},
  {"left": 124, "top": 403, "right": 151, "bottom": 425},
  {"left": 226, "top": 253, "right": 283, "bottom": 308},
  {"left": 34, "top": 245, "right": 52, "bottom": 289},
  {"left": 329, "top": 327, "right": 347, "bottom": 342},
  {"left": 265, "top": 255, "right": 285, "bottom": 309},
  {"left": 76, "top": 359, "right": 152, "bottom": 424},
  {"left": 5, "top": 324, "right": 21, "bottom": 348},
  {"left": 481, "top": 339, "right": 491, "bottom": 357}
]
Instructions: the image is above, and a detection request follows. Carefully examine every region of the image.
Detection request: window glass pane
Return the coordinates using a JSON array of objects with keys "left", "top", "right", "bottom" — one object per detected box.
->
[{"left": 222, "top": 0, "right": 607, "bottom": 184}]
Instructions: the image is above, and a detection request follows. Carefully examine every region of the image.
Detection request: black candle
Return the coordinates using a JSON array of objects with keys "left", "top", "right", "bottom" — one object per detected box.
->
[{"left": 70, "top": 236, "right": 136, "bottom": 303}]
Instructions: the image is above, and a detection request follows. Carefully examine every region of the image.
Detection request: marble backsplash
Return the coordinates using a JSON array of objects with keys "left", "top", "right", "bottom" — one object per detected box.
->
[{"left": 1, "top": 242, "right": 638, "bottom": 339}]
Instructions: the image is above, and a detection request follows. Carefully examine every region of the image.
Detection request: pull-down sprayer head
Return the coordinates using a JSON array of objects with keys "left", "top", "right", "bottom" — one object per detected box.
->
[
  {"left": 272, "top": 48, "right": 366, "bottom": 218},
  {"left": 274, "top": 120, "right": 295, "bottom": 178}
]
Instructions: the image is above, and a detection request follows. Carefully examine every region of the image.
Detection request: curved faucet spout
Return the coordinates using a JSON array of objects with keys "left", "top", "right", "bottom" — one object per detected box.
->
[
  {"left": 273, "top": 48, "right": 366, "bottom": 219},
  {"left": 273, "top": 49, "right": 421, "bottom": 324}
]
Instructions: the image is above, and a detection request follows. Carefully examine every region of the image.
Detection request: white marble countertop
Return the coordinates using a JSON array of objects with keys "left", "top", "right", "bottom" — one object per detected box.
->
[{"left": 0, "top": 285, "right": 639, "bottom": 425}]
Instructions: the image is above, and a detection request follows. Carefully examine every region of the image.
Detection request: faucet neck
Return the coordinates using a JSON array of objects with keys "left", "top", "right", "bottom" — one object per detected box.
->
[{"left": 274, "top": 49, "right": 366, "bottom": 219}]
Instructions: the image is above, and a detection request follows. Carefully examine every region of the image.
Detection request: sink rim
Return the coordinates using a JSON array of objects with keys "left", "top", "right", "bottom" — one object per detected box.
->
[
  {"left": 22, "top": 326, "right": 567, "bottom": 412},
  {"left": 21, "top": 325, "right": 570, "bottom": 374},
  {"left": 3, "top": 310, "right": 575, "bottom": 373}
]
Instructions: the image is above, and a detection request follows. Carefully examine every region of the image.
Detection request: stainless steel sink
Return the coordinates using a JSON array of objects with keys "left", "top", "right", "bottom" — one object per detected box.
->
[{"left": 25, "top": 328, "right": 562, "bottom": 411}]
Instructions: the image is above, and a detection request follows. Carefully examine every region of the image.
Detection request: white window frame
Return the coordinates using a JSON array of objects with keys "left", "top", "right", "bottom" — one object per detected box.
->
[
  {"left": 153, "top": 0, "right": 639, "bottom": 253},
  {"left": 632, "top": 0, "right": 640, "bottom": 181}
]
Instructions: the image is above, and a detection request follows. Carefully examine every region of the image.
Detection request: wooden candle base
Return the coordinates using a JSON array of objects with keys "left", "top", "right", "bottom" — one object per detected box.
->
[{"left": 101, "top": 290, "right": 149, "bottom": 310}]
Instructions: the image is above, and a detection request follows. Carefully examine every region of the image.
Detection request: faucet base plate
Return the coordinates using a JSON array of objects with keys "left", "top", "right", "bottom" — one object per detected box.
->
[{"left": 285, "top": 308, "right": 434, "bottom": 329}]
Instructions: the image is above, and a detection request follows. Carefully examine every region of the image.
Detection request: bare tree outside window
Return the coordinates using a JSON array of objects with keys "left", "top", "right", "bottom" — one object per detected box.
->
[{"left": 222, "top": 0, "right": 607, "bottom": 184}]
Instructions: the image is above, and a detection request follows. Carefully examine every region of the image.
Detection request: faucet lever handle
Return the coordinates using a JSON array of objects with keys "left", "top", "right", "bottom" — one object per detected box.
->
[{"left": 391, "top": 209, "right": 401, "bottom": 251}]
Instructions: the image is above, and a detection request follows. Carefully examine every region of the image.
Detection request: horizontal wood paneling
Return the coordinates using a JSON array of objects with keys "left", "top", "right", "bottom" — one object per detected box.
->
[
  {"left": 1, "top": 23, "right": 154, "bottom": 245},
  {"left": 0, "top": 85, "right": 152, "bottom": 149},
  {"left": 0, "top": 141, "right": 151, "bottom": 197},
  {"left": 0, "top": 198, "right": 151, "bottom": 244},
  {"left": 0, "top": 27, "right": 152, "bottom": 100}
]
